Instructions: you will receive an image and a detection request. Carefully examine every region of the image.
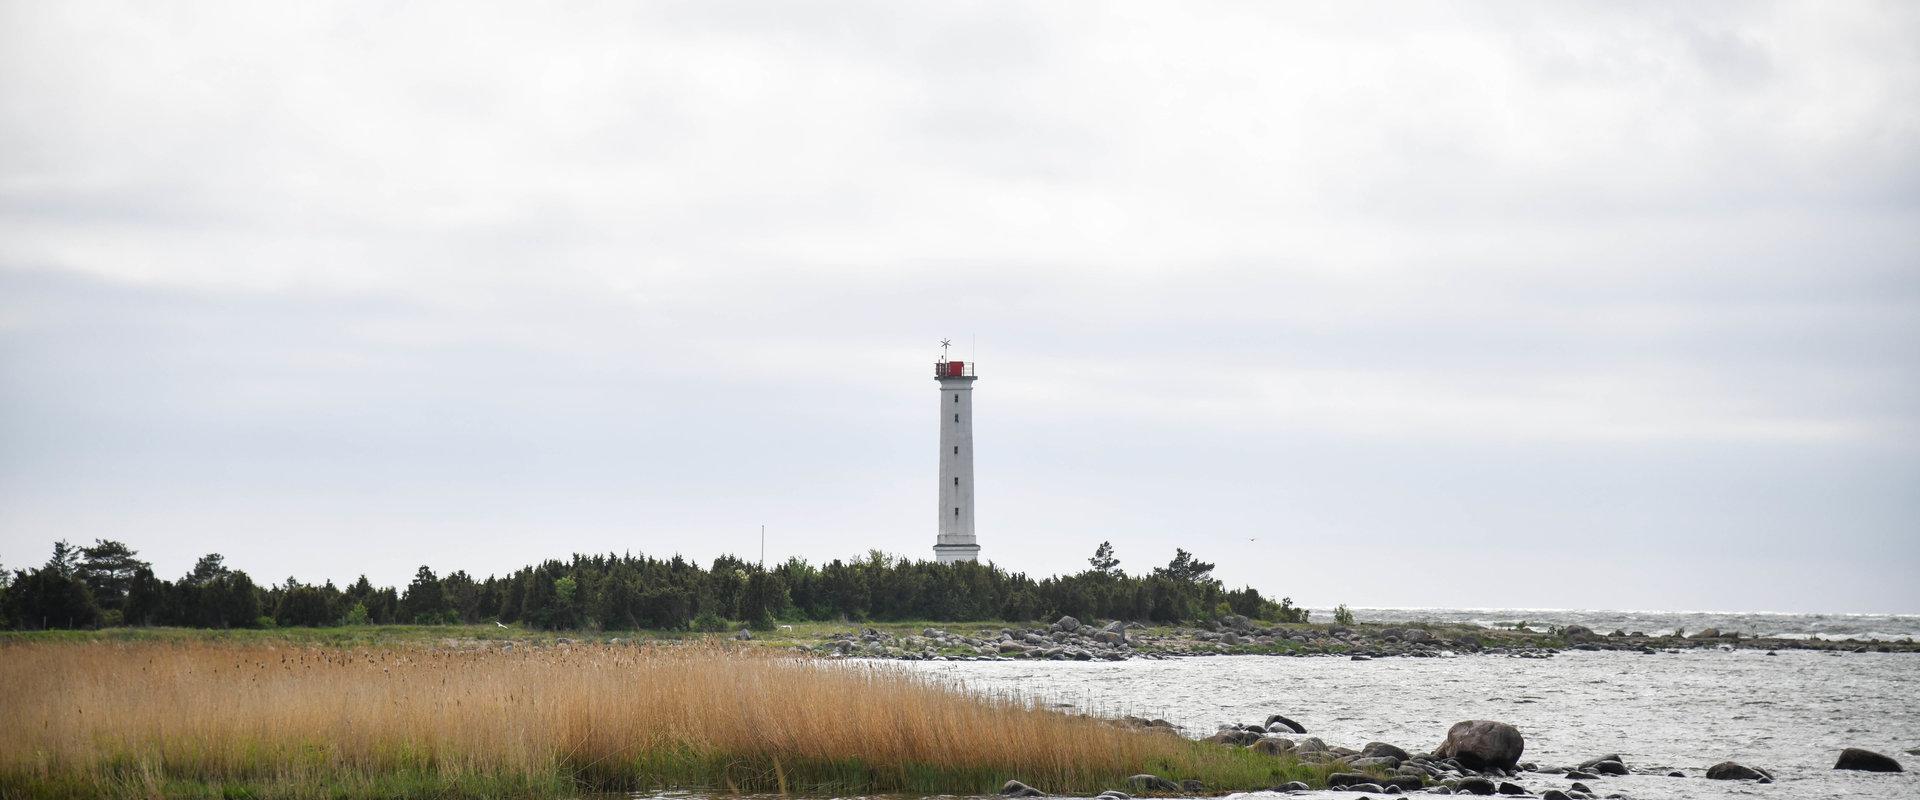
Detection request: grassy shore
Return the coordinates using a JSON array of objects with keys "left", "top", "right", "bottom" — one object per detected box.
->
[{"left": 0, "top": 637, "right": 1331, "bottom": 800}]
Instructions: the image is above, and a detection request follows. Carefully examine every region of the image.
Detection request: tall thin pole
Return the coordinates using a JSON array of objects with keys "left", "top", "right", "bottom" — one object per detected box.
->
[{"left": 760, "top": 525, "right": 765, "bottom": 567}]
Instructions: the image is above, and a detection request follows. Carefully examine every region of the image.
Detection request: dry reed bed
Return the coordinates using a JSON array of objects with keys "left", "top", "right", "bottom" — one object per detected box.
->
[{"left": 0, "top": 640, "right": 1303, "bottom": 798}]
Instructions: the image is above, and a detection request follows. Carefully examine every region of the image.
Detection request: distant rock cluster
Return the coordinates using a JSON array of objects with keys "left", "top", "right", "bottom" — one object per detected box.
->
[{"left": 806, "top": 614, "right": 1916, "bottom": 662}]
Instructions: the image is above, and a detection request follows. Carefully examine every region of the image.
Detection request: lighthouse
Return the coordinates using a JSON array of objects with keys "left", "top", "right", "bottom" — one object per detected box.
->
[{"left": 933, "top": 340, "right": 981, "bottom": 564}]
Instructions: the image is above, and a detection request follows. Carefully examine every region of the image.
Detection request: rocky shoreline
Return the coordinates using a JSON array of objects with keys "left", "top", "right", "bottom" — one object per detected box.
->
[
  {"left": 1002, "top": 717, "right": 1907, "bottom": 798},
  {"left": 801, "top": 614, "right": 1920, "bottom": 662}
]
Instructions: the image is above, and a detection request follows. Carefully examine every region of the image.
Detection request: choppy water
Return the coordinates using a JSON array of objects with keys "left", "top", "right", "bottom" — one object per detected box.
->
[
  {"left": 1328, "top": 607, "right": 1920, "bottom": 641},
  {"left": 905, "top": 650, "right": 1920, "bottom": 800}
]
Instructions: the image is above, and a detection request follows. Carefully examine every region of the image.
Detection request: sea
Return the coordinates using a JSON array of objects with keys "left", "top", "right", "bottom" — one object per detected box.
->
[
  {"left": 896, "top": 609, "right": 1920, "bottom": 800},
  {"left": 1323, "top": 607, "right": 1920, "bottom": 642}
]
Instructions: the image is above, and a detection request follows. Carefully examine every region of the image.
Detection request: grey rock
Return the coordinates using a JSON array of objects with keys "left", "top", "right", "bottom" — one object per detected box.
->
[
  {"left": 1833, "top": 748, "right": 1903, "bottom": 772},
  {"left": 1249, "top": 737, "right": 1296, "bottom": 756},
  {"left": 1265, "top": 713, "right": 1308, "bottom": 734},
  {"left": 1353, "top": 756, "right": 1402, "bottom": 769},
  {"left": 1179, "top": 779, "right": 1206, "bottom": 792},
  {"left": 1704, "top": 761, "right": 1766, "bottom": 780},
  {"left": 1495, "top": 782, "right": 1528, "bottom": 796},
  {"left": 1203, "top": 729, "right": 1262, "bottom": 746},
  {"left": 1435, "top": 721, "right": 1526, "bottom": 771},
  {"left": 1576, "top": 755, "right": 1623, "bottom": 770},
  {"left": 1001, "top": 779, "right": 1045, "bottom": 797},
  {"left": 1567, "top": 783, "right": 1591, "bottom": 795},
  {"left": 1455, "top": 777, "right": 1497, "bottom": 795},
  {"left": 1582, "top": 760, "right": 1628, "bottom": 776},
  {"left": 1329, "top": 773, "right": 1377, "bottom": 788},
  {"left": 1271, "top": 781, "right": 1311, "bottom": 792},
  {"left": 1365, "top": 742, "right": 1413, "bottom": 762},
  {"left": 1126, "top": 774, "right": 1180, "bottom": 792},
  {"left": 1664, "top": 772, "right": 1683, "bottom": 778},
  {"left": 1540, "top": 792, "right": 1570, "bottom": 800},
  {"left": 1293, "top": 736, "right": 1330, "bottom": 753},
  {"left": 1381, "top": 776, "right": 1426, "bottom": 791}
]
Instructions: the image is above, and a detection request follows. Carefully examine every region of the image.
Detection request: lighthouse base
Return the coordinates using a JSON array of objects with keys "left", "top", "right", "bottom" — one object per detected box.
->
[{"left": 933, "top": 542, "right": 981, "bottom": 564}]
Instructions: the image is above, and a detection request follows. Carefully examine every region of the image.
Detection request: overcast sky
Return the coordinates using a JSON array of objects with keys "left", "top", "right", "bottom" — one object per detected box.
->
[{"left": 2, "top": 1, "right": 1916, "bottom": 613}]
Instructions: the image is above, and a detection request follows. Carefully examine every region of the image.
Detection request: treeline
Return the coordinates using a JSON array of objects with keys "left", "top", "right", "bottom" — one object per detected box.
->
[{"left": 1, "top": 539, "right": 1307, "bottom": 632}]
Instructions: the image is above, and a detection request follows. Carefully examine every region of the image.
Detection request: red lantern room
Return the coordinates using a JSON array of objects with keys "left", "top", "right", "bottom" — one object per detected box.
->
[{"left": 935, "top": 360, "right": 976, "bottom": 378}]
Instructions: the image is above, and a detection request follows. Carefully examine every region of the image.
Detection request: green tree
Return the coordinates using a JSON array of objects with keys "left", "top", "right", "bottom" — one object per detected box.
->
[
  {"left": 1154, "top": 548, "right": 1215, "bottom": 583},
  {"left": 123, "top": 567, "right": 166, "bottom": 626},
  {"left": 184, "top": 553, "right": 230, "bottom": 586},
  {"left": 274, "top": 581, "right": 338, "bottom": 627},
  {"left": 741, "top": 569, "right": 788, "bottom": 630},
  {"left": 1088, "top": 541, "right": 1120, "bottom": 576},
  {"left": 400, "top": 566, "right": 448, "bottom": 624},
  {"left": 46, "top": 540, "right": 81, "bottom": 577},
  {"left": 77, "top": 539, "right": 150, "bottom": 615},
  {"left": 3, "top": 564, "right": 100, "bottom": 629}
]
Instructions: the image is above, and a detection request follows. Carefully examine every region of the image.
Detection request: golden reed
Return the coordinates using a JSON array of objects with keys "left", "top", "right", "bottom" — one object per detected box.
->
[{"left": 0, "top": 639, "right": 1278, "bottom": 798}]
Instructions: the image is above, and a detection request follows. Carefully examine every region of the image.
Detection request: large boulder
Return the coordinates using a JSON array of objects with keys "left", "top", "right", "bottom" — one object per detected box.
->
[
  {"left": 1203, "top": 729, "right": 1262, "bottom": 746},
  {"left": 1291, "top": 736, "right": 1330, "bottom": 753},
  {"left": 1705, "top": 761, "right": 1767, "bottom": 780},
  {"left": 1265, "top": 713, "right": 1308, "bottom": 734},
  {"left": 1364, "top": 742, "right": 1413, "bottom": 761},
  {"left": 1001, "top": 779, "right": 1046, "bottom": 797},
  {"left": 1577, "top": 756, "right": 1629, "bottom": 776},
  {"left": 1454, "top": 777, "right": 1498, "bottom": 795},
  {"left": 1249, "top": 737, "right": 1295, "bottom": 756},
  {"left": 1434, "top": 721, "right": 1526, "bottom": 771},
  {"left": 1834, "top": 748, "right": 1903, "bottom": 772},
  {"left": 1561, "top": 625, "right": 1597, "bottom": 642},
  {"left": 1052, "top": 615, "right": 1082, "bottom": 633}
]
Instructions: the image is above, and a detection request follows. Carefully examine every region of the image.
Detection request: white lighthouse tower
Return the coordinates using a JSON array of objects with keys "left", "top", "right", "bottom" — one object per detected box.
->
[{"left": 933, "top": 340, "right": 981, "bottom": 564}]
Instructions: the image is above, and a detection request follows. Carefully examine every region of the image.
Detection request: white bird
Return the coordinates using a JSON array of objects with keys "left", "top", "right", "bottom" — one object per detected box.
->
[{"left": 495, "top": 621, "right": 509, "bottom": 629}]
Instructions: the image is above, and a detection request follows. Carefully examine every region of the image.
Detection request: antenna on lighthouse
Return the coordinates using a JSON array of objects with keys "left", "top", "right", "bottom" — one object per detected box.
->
[{"left": 939, "top": 338, "right": 952, "bottom": 361}]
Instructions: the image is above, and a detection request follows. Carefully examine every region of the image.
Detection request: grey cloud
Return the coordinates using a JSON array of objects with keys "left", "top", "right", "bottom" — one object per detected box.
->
[{"left": 1, "top": 1, "right": 1916, "bottom": 612}]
